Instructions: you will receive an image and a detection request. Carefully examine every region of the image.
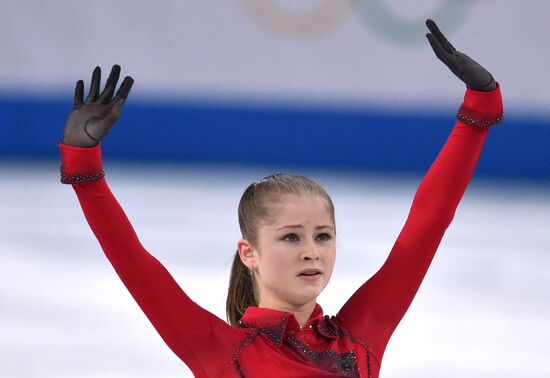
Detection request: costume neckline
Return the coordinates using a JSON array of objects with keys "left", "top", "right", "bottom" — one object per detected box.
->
[
  {"left": 240, "top": 303, "right": 323, "bottom": 329},
  {"left": 237, "top": 303, "right": 341, "bottom": 345}
]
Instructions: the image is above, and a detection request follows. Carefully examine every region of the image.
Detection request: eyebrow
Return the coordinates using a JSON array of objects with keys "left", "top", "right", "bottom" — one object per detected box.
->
[{"left": 276, "top": 224, "right": 334, "bottom": 231}]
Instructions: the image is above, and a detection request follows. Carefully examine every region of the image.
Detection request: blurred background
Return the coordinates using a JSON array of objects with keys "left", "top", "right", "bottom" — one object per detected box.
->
[{"left": 1, "top": 1, "right": 549, "bottom": 377}]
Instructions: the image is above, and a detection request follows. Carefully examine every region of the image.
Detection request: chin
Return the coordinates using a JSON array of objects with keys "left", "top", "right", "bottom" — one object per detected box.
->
[{"left": 290, "top": 287, "right": 324, "bottom": 305}]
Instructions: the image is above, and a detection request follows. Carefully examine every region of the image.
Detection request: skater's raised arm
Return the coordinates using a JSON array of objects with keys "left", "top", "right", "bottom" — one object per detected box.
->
[
  {"left": 59, "top": 66, "right": 241, "bottom": 377},
  {"left": 336, "top": 20, "right": 503, "bottom": 362}
]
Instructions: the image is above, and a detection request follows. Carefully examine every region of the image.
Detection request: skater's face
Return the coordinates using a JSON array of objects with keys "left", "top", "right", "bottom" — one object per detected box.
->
[{"left": 241, "top": 193, "right": 336, "bottom": 310}]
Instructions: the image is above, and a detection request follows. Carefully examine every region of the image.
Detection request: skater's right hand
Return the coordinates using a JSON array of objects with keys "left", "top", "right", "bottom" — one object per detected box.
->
[{"left": 62, "top": 65, "right": 134, "bottom": 147}]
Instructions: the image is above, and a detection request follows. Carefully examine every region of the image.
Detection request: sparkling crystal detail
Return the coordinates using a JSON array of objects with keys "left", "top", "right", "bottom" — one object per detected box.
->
[
  {"left": 236, "top": 315, "right": 373, "bottom": 377},
  {"left": 60, "top": 166, "right": 105, "bottom": 184}
]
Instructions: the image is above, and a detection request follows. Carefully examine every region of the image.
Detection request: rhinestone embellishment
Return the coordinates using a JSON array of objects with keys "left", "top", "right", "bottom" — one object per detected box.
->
[{"left": 60, "top": 166, "right": 105, "bottom": 184}]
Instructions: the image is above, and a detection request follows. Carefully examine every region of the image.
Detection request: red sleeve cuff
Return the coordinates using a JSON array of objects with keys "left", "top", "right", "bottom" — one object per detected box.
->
[
  {"left": 457, "top": 83, "right": 504, "bottom": 128},
  {"left": 58, "top": 142, "right": 105, "bottom": 184}
]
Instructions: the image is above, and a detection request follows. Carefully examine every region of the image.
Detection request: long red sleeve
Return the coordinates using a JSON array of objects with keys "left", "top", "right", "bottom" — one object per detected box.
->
[
  {"left": 336, "top": 85, "right": 503, "bottom": 368},
  {"left": 58, "top": 143, "right": 244, "bottom": 377}
]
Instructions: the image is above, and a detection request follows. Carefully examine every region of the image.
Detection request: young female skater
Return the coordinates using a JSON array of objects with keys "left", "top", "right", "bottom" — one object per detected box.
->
[{"left": 59, "top": 20, "right": 503, "bottom": 377}]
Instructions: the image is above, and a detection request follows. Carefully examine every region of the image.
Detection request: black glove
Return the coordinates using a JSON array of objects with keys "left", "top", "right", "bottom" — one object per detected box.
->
[
  {"left": 426, "top": 19, "right": 496, "bottom": 92},
  {"left": 63, "top": 65, "right": 134, "bottom": 147}
]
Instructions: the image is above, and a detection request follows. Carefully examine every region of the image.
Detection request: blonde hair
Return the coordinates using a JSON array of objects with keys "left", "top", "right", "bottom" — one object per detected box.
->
[{"left": 226, "top": 173, "right": 335, "bottom": 325}]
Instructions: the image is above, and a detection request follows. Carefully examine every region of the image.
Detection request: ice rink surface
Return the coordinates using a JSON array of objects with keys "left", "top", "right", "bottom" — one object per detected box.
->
[{"left": 1, "top": 161, "right": 549, "bottom": 378}]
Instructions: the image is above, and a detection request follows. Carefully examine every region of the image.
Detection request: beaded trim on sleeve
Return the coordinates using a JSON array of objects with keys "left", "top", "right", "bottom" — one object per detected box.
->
[
  {"left": 456, "top": 111, "right": 504, "bottom": 128},
  {"left": 60, "top": 166, "right": 105, "bottom": 184}
]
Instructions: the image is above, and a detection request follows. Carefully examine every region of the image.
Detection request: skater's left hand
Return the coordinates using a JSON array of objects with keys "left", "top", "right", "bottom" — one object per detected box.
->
[{"left": 426, "top": 19, "right": 496, "bottom": 91}]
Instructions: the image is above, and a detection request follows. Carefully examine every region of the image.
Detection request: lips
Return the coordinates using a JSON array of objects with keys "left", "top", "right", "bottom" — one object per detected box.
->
[{"left": 297, "top": 269, "right": 322, "bottom": 276}]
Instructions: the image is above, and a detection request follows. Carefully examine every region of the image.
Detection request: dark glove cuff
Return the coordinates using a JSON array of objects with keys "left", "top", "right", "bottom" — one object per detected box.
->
[
  {"left": 456, "top": 83, "right": 504, "bottom": 128},
  {"left": 58, "top": 142, "right": 105, "bottom": 184},
  {"left": 466, "top": 74, "right": 497, "bottom": 92}
]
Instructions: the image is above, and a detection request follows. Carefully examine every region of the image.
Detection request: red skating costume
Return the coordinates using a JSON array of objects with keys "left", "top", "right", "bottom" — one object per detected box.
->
[{"left": 59, "top": 86, "right": 503, "bottom": 377}]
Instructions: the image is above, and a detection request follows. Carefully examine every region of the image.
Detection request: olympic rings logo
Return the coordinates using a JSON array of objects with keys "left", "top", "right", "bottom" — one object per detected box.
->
[{"left": 241, "top": 0, "right": 471, "bottom": 44}]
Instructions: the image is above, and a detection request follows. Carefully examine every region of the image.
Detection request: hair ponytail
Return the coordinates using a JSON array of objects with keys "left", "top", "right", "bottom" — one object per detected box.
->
[{"left": 226, "top": 251, "right": 257, "bottom": 325}]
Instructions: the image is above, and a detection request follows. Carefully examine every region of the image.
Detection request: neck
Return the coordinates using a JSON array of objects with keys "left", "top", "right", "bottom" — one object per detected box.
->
[{"left": 258, "top": 299, "right": 317, "bottom": 328}]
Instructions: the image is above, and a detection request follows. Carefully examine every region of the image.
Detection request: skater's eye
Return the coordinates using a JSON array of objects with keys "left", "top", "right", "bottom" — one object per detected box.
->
[
  {"left": 282, "top": 233, "right": 300, "bottom": 242},
  {"left": 316, "top": 233, "right": 332, "bottom": 241}
]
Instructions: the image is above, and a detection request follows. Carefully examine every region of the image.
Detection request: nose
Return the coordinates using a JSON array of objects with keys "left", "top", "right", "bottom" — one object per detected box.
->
[{"left": 301, "top": 240, "right": 320, "bottom": 261}]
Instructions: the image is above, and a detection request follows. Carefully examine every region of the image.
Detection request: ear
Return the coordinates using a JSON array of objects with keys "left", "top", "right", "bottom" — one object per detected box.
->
[{"left": 237, "top": 239, "right": 257, "bottom": 270}]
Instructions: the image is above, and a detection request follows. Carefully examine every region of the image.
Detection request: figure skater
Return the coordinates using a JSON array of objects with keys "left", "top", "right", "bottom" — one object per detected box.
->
[{"left": 59, "top": 20, "right": 503, "bottom": 377}]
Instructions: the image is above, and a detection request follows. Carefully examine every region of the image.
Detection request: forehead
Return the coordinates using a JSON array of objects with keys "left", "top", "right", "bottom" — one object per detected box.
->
[{"left": 265, "top": 193, "right": 333, "bottom": 225}]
